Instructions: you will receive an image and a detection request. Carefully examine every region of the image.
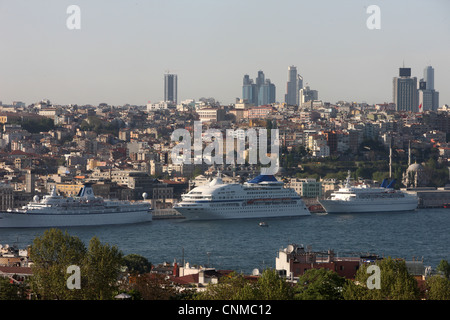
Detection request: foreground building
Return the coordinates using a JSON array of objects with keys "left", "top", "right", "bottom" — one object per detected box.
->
[{"left": 275, "top": 244, "right": 379, "bottom": 280}]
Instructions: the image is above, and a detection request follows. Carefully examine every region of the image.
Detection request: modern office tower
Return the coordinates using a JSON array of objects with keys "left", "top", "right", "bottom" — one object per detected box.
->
[
  {"left": 285, "top": 66, "right": 298, "bottom": 106},
  {"left": 418, "top": 66, "right": 439, "bottom": 111},
  {"left": 258, "top": 80, "right": 276, "bottom": 106},
  {"left": 242, "top": 71, "right": 276, "bottom": 106},
  {"left": 164, "top": 73, "right": 178, "bottom": 104},
  {"left": 297, "top": 74, "right": 303, "bottom": 105},
  {"left": 242, "top": 74, "right": 256, "bottom": 105},
  {"left": 393, "top": 67, "right": 418, "bottom": 112}
]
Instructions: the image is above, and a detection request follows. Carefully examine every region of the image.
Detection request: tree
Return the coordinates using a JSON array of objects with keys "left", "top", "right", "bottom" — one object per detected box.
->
[
  {"left": 255, "top": 269, "right": 294, "bottom": 300},
  {"left": 194, "top": 272, "right": 257, "bottom": 300},
  {"left": 426, "top": 275, "right": 450, "bottom": 300},
  {"left": 0, "top": 277, "right": 27, "bottom": 300},
  {"left": 295, "top": 268, "right": 347, "bottom": 300},
  {"left": 436, "top": 260, "right": 450, "bottom": 279},
  {"left": 342, "top": 258, "right": 420, "bottom": 300},
  {"left": 29, "top": 229, "right": 86, "bottom": 300},
  {"left": 123, "top": 254, "right": 152, "bottom": 275},
  {"left": 195, "top": 269, "right": 294, "bottom": 300},
  {"left": 82, "top": 236, "right": 124, "bottom": 300},
  {"left": 131, "top": 273, "right": 178, "bottom": 300},
  {"left": 29, "top": 229, "right": 124, "bottom": 300}
]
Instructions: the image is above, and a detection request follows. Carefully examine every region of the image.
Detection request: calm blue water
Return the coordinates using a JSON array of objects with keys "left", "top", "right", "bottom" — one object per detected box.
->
[{"left": 1, "top": 209, "right": 449, "bottom": 273}]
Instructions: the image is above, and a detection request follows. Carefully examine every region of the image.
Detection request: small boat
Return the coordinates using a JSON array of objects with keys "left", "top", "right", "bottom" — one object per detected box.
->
[{"left": 259, "top": 222, "right": 269, "bottom": 227}]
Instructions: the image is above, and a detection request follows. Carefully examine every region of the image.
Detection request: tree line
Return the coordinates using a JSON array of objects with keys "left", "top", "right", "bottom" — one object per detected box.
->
[{"left": 0, "top": 229, "right": 449, "bottom": 300}]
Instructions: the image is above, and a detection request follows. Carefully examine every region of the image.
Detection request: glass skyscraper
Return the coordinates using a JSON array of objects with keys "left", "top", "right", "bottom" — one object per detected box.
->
[
  {"left": 242, "top": 71, "right": 275, "bottom": 106},
  {"left": 285, "top": 66, "right": 298, "bottom": 106},
  {"left": 419, "top": 66, "right": 439, "bottom": 111},
  {"left": 164, "top": 73, "right": 177, "bottom": 104}
]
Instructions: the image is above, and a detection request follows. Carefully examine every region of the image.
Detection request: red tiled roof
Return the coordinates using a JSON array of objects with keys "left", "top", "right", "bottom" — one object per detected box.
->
[{"left": 0, "top": 266, "right": 33, "bottom": 275}]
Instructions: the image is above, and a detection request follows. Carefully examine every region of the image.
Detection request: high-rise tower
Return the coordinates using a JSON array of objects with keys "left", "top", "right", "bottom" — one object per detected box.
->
[
  {"left": 242, "top": 71, "right": 275, "bottom": 106},
  {"left": 164, "top": 73, "right": 178, "bottom": 104},
  {"left": 419, "top": 66, "right": 439, "bottom": 111},
  {"left": 285, "top": 66, "right": 298, "bottom": 106},
  {"left": 393, "top": 67, "right": 418, "bottom": 112}
]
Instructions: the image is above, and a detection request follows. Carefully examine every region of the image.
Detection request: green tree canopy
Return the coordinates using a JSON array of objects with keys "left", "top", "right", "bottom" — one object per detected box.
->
[
  {"left": 426, "top": 275, "right": 450, "bottom": 300},
  {"left": 342, "top": 257, "right": 420, "bottom": 300},
  {"left": 29, "top": 229, "right": 124, "bottom": 300},
  {"left": 436, "top": 260, "right": 450, "bottom": 279},
  {"left": 123, "top": 254, "right": 152, "bottom": 275},
  {"left": 295, "top": 268, "right": 347, "bottom": 300},
  {"left": 0, "top": 277, "right": 28, "bottom": 300},
  {"left": 194, "top": 269, "right": 294, "bottom": 300}
]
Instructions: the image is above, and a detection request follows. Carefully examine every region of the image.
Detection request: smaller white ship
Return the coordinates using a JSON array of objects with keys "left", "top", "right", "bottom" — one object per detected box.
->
[
  {"left": 0, "top": 183, "right": 152, "bottom": 228},
  {"left": 319, "top": 171, "right": 418, "bottom": 214}
]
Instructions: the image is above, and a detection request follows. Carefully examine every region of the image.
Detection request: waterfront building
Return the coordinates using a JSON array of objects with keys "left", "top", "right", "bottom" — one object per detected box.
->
[
  {"left": 288, "top": 178, "right": 322, "bottom": 198},
  {"left": 276, "top": 244, "right": 371, "bottom": 280}
]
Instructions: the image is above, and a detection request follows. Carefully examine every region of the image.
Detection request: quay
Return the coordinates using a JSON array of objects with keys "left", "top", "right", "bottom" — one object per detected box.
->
[
  {"left": 403, "top": 187, "right": 450, "bottom": 208},
  {"left": 152, "top": 208, "right": 185, "bottom": 220}
]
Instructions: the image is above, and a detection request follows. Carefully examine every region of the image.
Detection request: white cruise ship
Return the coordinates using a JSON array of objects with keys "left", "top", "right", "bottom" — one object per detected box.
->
[
  {"left": 173, "top": 173, "right": 310, "bottom": 220},
  {"left": 319, "top": 172, "right": 418, "bottom": 214},
  {"left": 0, "top": 184, "right": 152, "bottom": 228}
]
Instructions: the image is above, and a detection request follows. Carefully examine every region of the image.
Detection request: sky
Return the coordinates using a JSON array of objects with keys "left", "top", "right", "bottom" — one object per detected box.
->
[{"left": 0, "top": 0, "right": 449, "bottom": 107}]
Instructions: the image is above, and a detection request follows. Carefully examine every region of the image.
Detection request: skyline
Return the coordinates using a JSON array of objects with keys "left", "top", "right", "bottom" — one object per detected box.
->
[{"left": 0, "top": 0, "right": 449, "bottom": 106}]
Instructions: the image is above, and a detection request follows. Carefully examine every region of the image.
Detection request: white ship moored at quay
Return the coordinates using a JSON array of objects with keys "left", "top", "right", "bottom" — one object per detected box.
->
[
  {"left": 173, "top": 173, "right": 310, "bottom": 220},
  {"left": 0, "top": 183, "right": 152, "bottom": 228},
  {"left": 319, "top": 172, "right": 418, "bottom": 214}
]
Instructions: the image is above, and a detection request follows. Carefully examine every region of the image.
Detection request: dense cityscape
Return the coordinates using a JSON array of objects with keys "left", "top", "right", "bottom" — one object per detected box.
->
[{"left": 0, "top": 62, "right": 449, "bottom": 302}]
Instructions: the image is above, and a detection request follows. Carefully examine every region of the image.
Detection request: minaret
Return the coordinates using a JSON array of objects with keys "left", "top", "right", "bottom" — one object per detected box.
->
[
  {"left": 408, "top": 141, "right": 411, "bottom": 166},
  {"left": 389, "top": 141, "right": 392, "bottom": 179}
]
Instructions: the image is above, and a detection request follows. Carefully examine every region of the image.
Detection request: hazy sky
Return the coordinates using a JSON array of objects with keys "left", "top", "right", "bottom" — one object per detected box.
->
[{"left": 0, "top": 0, "right": 449, "bottom": 106}]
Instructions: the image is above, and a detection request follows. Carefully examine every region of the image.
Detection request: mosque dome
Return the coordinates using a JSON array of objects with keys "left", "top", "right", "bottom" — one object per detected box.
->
[{"left": 403, "top": 162, "right": 427, "bottom": 188}]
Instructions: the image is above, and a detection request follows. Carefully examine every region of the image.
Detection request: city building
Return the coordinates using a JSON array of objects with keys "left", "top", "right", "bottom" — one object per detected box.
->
[
  {"left": 164, "top": 73, "right": 178, "bottom": 104},
  {"left": 285, "top": 66, "right": 299, "bottom": 106},
  {"left": 276, "top": 244, "right": 372, "bottom": 280},
  {"left": 197, "top": 108, "right": 226, "bottom": 122},
  {"left": 393, "top": 67, "right": 418, "bottom": 112},
  {"left": 289, "top": 178, "right": 322, "bottom": 198},
  {"left": 242, "top": 71, "right": 276, "bottom": 106},
  {"left": 419, "top": 66, "right": 439, "bottom": 111},
  {"left": 300, "top": 86, "right": 319, "bottom": 105}
]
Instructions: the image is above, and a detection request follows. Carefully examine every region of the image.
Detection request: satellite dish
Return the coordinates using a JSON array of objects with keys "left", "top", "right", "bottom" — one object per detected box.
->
[
  {"left": 287, "top": 245, "right": 294, "bottom": 253},
  {"left": 252, "top": 268, "right": 260, "bottom": 276},
  {"left": 33, "top": 195, "right": 39, "bottom": 202},
  {"left": 142, "top": 192, "right": 148, "bottom": 200}
]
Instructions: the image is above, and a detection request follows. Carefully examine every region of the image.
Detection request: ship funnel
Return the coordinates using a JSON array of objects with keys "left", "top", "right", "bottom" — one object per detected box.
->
[
  {"left": 386, "top": 179, "right": 396, "bottom": 188},
  {"left": 78, "top": 183, "right": 96, "bottom": 199}
]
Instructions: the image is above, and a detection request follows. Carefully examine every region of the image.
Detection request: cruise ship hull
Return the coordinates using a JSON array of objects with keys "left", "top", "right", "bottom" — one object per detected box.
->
[
  {"left": 174, "top": 202, "right": 310, "bottom": 220},
  {"left": 0, "top": 210, "right": 152, "bottom": 228},
  {"left": 319, "top": 199, "right": 418, "bottom": 214}
]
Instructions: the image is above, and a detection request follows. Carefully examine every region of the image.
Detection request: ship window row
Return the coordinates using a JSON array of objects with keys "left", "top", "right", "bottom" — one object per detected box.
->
[
  {"left": 210, "top": 203, "right": 240, "bottom": 207},
  {"left": 358, "top": 194, "right": 404, "bottom": 199}
]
